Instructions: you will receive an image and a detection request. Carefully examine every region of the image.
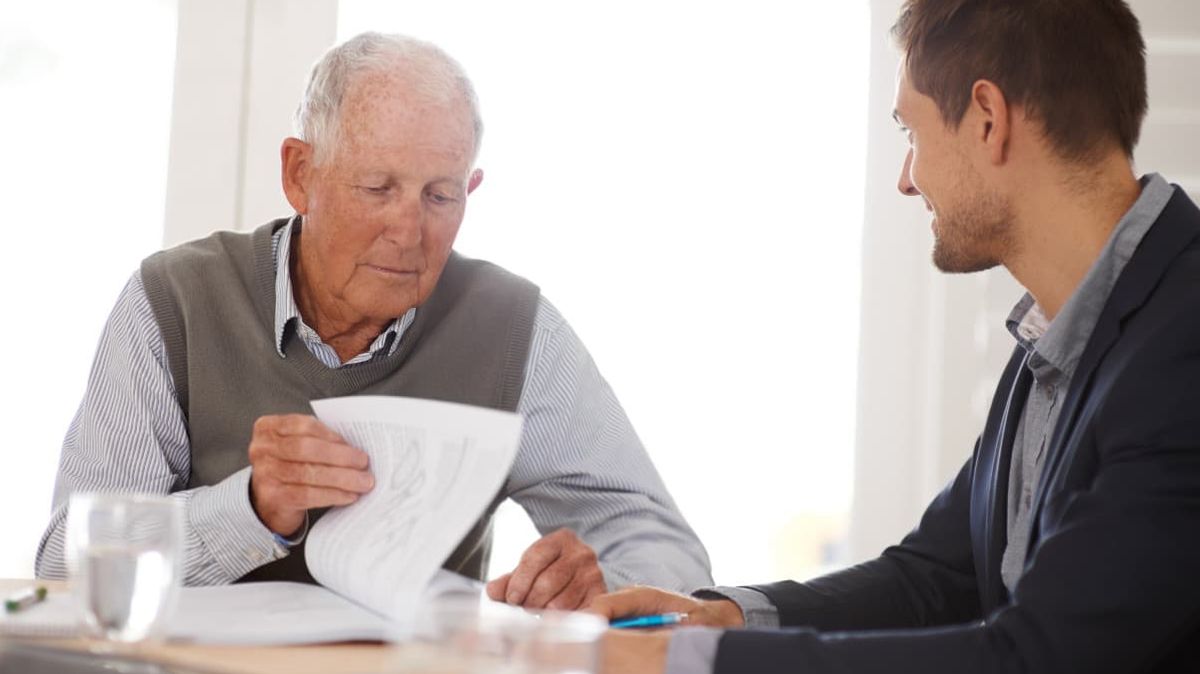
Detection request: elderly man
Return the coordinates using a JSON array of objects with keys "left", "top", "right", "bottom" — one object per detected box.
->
[
  {"left": 592, "top": 0, "right": 1200, "bottom": 672},
  {"left": 36, "top": 32, "right": 711, "bottom": 610}
]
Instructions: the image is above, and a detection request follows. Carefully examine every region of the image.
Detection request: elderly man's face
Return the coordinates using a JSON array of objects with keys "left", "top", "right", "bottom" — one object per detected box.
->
[{"left": 285, "top": 70, "right": 480, "bottom": 325}]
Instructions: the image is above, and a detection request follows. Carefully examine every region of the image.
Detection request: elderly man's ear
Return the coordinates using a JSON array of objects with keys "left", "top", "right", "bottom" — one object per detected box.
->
[
  {"left": 468, "top": 168, "right": 484, "bottom": 195},
  {"left": 281, "top": 137, "right": 314, "bottom": 215}
]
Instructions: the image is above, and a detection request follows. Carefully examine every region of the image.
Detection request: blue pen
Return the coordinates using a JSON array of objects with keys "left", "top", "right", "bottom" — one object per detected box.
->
[{"left": 610, "top": 612, "right": 688, "bottom": 629}]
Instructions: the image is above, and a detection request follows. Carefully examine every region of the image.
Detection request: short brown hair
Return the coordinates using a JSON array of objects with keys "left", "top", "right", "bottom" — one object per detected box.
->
[{"left": 893, "top": 0, "right": 1147, "bottom": 162}]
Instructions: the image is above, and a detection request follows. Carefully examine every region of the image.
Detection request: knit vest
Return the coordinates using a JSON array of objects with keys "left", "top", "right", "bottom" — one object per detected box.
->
[{"left": 139, "top": 218, "right": 540, "bottom": 584}]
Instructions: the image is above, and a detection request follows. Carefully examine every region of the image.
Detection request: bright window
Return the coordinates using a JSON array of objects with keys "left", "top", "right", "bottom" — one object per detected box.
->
[
  {"left": 0, "top": 0, "right": 177, "bottom": 576},
  {"left": 339, "top": 1, "right": 870, "bottom": 584}
]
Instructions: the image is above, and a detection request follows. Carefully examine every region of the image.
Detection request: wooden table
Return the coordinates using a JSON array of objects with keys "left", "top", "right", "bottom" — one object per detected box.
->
[{"left": 0, "top": 579, "right": 411, "bottom": 674}]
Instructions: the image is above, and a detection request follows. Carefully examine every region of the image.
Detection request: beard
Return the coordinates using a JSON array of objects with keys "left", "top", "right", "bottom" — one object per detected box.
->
[{"left": 930, "top": 168, "right": 1015, "bottom": 274}]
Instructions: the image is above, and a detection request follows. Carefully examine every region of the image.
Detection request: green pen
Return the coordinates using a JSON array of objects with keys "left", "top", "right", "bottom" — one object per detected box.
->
[{"left": 4, "top": 586, "right": 47, "bottom": 613}]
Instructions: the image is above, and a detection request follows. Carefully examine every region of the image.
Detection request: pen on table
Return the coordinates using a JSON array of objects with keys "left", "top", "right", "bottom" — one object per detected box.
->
[
  {"left": 4, "top": 586, "right": 48, "bottom": 614},
  {"left": 609, "top": 612, "right": 688, "bottom": 629}
]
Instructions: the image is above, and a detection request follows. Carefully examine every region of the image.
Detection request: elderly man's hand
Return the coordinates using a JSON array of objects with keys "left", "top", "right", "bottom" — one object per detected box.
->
[
  {"left": 585, "top": 586, "right": 745, "bottom": 628},
  {"left": 486, "top": 528, "right": 605, "bottom": 610},
  {"left": 600, "top": 630, "right": 670, "bottom": 674},
  {"left": 248, "top": 414, "right": 374, "bottom": 536}
]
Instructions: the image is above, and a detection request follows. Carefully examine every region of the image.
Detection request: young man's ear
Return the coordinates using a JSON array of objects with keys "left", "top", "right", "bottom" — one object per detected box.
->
[
  {"left": 970, "top": 79, "right": 1011, "bottom": 165},
  {"left": 281, "top": 138, "right": 314, "bottom": 214}
]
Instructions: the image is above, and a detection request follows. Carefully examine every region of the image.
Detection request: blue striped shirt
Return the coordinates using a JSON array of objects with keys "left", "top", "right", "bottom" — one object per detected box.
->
[{"left": 36, "top": 221, "right": 712, "bottom": 591}]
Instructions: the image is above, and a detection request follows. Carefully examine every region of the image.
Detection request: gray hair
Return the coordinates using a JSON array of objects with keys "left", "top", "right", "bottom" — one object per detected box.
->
[{"left": 294, "top": 32, "right": 483, "bottom": 165}]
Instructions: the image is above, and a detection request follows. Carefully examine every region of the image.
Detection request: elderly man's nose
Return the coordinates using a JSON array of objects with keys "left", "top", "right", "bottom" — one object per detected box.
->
[
  {"left": 383, "top": 201, "right": 424, "bottom": 244},
  {"left": 897, "top": 149, "right": 920, "bottom": 197}
]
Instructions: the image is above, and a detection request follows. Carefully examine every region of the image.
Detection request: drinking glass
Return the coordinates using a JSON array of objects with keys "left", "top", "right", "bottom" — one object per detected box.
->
[
  {"left": 66, "top": 493, "right": 184, "bottom": 643},
  {"left": 525, "top": 609, "right": 607, "bottom": 674}
]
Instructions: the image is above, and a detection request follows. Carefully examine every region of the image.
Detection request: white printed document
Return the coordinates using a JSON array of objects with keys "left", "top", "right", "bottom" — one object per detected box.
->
[
  {"left": 170, "top": 570, "right": 491, "bottom": 644},
  {"left": 306, "top": 396, "right": 524, "bottom": 624}
]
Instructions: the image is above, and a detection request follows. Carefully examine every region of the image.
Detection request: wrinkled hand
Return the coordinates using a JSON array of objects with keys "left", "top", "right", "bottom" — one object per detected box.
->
[
  {"left": 486, "top": 528, "right": 606, "bottom": 610},
  {"left": 585, "top": 586, "right": 745, "bottom": 628},
  {"left": 248, "top": 414, "right": 374, "bottom": 536},
  {"left": 599, "top": 630, "right": 670, "bottom": 674}
]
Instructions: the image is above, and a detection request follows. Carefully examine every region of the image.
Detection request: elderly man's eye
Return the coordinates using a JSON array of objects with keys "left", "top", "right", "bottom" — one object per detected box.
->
[
  {"left": 427, "top": 192, "right": 455, "bottom": 205},
  {"left": 358, "top": 185, "right": 389, "bottom": 195}
]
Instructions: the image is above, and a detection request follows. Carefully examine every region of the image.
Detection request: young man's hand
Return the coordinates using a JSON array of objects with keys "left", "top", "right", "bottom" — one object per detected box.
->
[{"left": 586, "top": 586, "right": 745, "bottom": 628}]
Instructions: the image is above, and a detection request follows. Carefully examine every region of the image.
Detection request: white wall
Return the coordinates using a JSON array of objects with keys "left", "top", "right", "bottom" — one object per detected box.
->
[
  {"left": 0, "top": 0, "right": 178, "bottom": 577},
  {"left": 336, "top": 0, "right": 871, "bottom": 584},
  {"left": 163, "top": 0, "right": 337, "bottom": 246}
]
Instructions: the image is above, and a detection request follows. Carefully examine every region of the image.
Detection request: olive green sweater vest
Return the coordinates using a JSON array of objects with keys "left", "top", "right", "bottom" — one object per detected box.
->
[{"left": 140, "top": 219, "right": 540, "bottom": 584}]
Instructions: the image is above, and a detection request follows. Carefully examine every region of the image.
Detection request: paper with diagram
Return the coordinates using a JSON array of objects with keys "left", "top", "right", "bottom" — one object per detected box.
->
[{"left": 306, "top": 396, "right": 524, "bottom": 623}]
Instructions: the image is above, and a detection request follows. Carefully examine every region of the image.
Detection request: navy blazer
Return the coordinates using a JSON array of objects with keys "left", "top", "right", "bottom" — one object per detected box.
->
[{"left": 718, "top": 187, "right": 1200, "bottom": 673}]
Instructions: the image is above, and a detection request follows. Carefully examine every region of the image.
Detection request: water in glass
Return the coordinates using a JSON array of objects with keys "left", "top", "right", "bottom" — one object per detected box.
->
[{"left": 67, "top": 493, "right": 183, "bottom": 643}]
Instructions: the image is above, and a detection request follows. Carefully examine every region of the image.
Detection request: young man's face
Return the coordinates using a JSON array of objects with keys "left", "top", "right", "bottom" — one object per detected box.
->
[{"left": 893, "top": 66, "right": 1014, "bottom": 274}]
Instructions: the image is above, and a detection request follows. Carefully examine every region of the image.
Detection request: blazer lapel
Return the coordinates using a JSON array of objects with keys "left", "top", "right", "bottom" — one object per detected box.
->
[{"left": 1026, "top": 187, "right": 1200, "bottom": 553}]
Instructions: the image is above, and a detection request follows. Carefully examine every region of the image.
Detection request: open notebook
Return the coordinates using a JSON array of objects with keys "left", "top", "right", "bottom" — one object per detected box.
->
[
  {"left": 0, "top": 571, "right": 483, "bottom": 645},
  {"left": 2, "top": 396, "right": 523, "bottom": 645}
]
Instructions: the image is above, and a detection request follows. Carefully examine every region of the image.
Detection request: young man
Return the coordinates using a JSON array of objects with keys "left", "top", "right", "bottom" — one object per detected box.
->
[{"left": 591, "top": 1, "right": 1200, "bottom": 672}]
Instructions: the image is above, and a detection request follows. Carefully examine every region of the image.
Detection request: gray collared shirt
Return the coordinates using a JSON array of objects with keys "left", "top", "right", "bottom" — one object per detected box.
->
[
  {"left": 664, "top": 173, "right": 1176, "bottom": 674},
  {"left": 1000, "top": 173, "right": 1173, "bottom": 591}
]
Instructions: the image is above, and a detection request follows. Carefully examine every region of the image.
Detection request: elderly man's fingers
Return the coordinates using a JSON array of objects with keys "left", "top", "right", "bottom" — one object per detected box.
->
[
  {"left": 542, "top": 549, "right": 606, "bottom": 611},
  {"left": 281, "top": 484, "right": 362, "bottom": 510},
  {"left": 503, "top": 532, "right": 567, "bottom": 605},
  {"left": 272, "top": 436, "right": 370, "bottom": 469},
  {"left": 521, "top": 557, "right": 579, "bottom": 609},
  {"left": 544, "top": 566, "right": 606, "bottom": 611},
  {"left": 251, "top": 477, "right": 360, "bottom": 524},
  {"left": 248, "top": 417, "right": 368, "bottom": 469},
  {"left": 256, "top": 414, "right": 347, "bottom": 444},
  {"left": 486, "top": 574, "right": 511, "bottom": 602},
  {"left": 260, "top": 457, "right": 375, "bottom": 493}
]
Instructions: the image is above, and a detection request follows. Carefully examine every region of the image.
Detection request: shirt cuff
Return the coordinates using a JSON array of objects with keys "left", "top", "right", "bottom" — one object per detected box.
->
[
  {"left": 272, "top": 511, "right": 310, "bottom": 548},
  {"left": 692, "top": 586, "right": 781, "bottom": 628},
  {"left": 665, "top": 627, "right": 722, "bottom": 674},
  {"left": 187, "top": 466, "right": 291, "bottom": 581}
]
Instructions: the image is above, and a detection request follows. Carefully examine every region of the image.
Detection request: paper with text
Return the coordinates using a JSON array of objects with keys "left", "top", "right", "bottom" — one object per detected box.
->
[
  {"left": 170, "top": 581, "right": 388, "bottom": 645},
  {"left": 307, "top": 396, "right": 523, "bottom": 622}
]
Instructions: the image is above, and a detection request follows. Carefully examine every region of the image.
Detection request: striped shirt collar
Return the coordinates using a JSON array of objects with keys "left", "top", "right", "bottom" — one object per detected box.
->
[{"left": 271, "top": 216, "right": 415, "bottom": 365}]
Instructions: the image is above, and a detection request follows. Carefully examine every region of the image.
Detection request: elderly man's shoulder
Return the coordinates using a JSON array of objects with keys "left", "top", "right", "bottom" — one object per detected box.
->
[
  {"left": 443, "top": 251, "right": 538, "bottom": 294},
  {"left": 145, "top": 221, "right": 283, "bottom": 272},
  {"left": 439, "top": 254, "right": 576, "bottom": 350}
]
